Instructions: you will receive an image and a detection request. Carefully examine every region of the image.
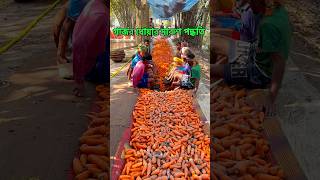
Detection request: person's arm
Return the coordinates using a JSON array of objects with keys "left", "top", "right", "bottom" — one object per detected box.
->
[
  {"left": 257, "top": 23, "right": 284, "bottom": 115},
  {"left": 194, "top": 78, "right": 200, "bottom": 93},
  {"left": 191, "top": 66, "right": 201, "bottom": 94},
  {"left": 269, "top": 53, "right": 286, "bottom": 102}
]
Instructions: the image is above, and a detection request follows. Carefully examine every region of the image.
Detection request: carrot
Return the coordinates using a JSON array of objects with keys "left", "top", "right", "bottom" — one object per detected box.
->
[
  {"left": 80, "top": 144, "right": 107, "bottom": 155},
  {"left": 79, "top": 154, "right": 87, "bottom": 166},
  {"left": 189, "top": 159, "right": 200, "bottom": 175},
  {"left": 212, "top": 126, "right": 231, "bottom": 138},
  {"left": 187, "top": 145, "right": 191, "bottom": 154},
  {"left": 146, "top": 161, "right": 152, "bottom": 176},
  {"left": 99, "top": 155, "right": 108, "bottom": 162},
  {"left": 82, "top": 125, "right": 107, "bottom": 136},
  {"left": 162, "top": 159, "right": 175, "bottom": 168},
  {"left": 89, "top": 118, "right": 106, "bottom": 127},
  {"left": 240, "top": 174, "right": 255, "bottom": 180},
  {"left": 119, "top": 175, "right": 131, "bottom": 179},
  {"left": 213, "top": 143, "right": 225, "bottom": 152},
  {"left": 174, "top": 172, "right": 184, "bottom": 177},
  {"left": 141, "top": 159, "right": 147, "bottom": 176},
  {"left": 87, "top": 166, "right": 102, "bottom": 175},
  {"left": 75, "top": 170, "right": 90, "bottom": 180},
  {"left": 254, "top": 173, "right": 281, "bottom": 180},
  {"left": 217, "top": 151, "right": 232, "bottom": 159},
  {"left": 151, "top": 168, "right": 161, "bottom": 175},
  {"left": 73, "top": 157, "right": 85, "bottom": 175},
  {"left": 79, "top": 137, "right": 106, "bottom": 146},
  {"left": 87, "top": 154, "right": 107, "bottom": 171}
]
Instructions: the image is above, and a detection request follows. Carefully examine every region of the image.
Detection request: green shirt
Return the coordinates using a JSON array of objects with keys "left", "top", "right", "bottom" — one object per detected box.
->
[
  {"left": 191, "top": 64, "right": 201, "bottom": 86},
  {"left": 255, "top": 6, "right": 292, "bottom": 77}
]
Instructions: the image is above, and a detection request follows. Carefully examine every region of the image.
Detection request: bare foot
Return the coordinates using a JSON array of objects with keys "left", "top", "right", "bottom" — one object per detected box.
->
[{"left": 58, "top": 56, "right": 69, "bottom": 64}]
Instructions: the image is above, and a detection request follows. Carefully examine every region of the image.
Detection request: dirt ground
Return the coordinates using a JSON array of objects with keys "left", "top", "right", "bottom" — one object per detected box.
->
[
  {"left": 0, "top": 1, "right": 95, "bottom": 179},
  {"left": 280, "top": 3, "right": 320, "bottom": 180},
  {"left": 286, "top": 0, "right": 320, "bottom": 55}
]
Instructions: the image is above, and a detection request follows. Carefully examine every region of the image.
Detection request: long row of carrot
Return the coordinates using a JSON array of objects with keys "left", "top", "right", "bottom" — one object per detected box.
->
[
  {"left": 119, "top": 39, "right": 210, "bottom": 179},
  {"left": 151, "top": 39, "right": 173, "bottom": 91},
  {"left": 120, "top": 89, "right": 210, "bottom": 179},
  {"left": 72, "top": 85, "right": 109, "bottom": 180},
  {"left": 212, "top": 85, "right": 285, "bottom": 180}
]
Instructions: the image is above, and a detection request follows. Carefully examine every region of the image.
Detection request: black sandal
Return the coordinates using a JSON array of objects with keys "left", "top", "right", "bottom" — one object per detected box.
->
[
  {"left": 73, "top": 88, "right": 84, "bottom": 97},
  {"left": 64, "top": 76, "right": 74, "bottom": 80}
]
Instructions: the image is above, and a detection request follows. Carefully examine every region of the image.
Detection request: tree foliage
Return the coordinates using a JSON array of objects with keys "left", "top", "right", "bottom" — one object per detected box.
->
[
  {"left": 110, "top": 0, "right": 135, "bottom": 28},
  {"left": 175, "top": 0, "right": 210, "bottom": 49}
]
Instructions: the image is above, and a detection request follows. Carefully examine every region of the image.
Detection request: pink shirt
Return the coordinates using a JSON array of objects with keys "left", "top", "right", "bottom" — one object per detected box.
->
[
  {"left": 132, "top": 61, "right": 145, "bottom": 87},
  {"left": 72, "top": 0, "right": 108, "bottom": 84}
]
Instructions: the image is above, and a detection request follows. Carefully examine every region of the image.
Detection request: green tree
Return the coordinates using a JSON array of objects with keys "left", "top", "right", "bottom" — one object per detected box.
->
[
  {"left": 110, "top": 0, "right": 135, "bottom": 28},
  {"left": 176, "top": 0, "right": 210, "bottom": 50}
]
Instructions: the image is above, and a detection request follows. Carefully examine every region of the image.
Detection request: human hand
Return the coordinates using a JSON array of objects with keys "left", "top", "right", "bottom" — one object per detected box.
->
[
  {"left": 192, "top": 89, "right": 197, "bottom": 97},
  {"left": 263, "top": 94, "right": 276, "bottom": 117},
  {"left": 247, "top": 90, "right": 276, "bottom": 117},
  {"left": 258, "top": 91, "right": 276, "bottom": 117}
]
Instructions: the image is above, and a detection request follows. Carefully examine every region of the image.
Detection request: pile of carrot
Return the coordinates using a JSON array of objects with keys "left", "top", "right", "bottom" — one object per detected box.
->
[
  {"left": 119, "top": 89, "right": 210, "bottom": 179},
  {"left": 151, "top": 39, "right": 173, "bottom": 91},
  {"left": 72, "top": 85, "right": 109, "bottom": 180},
  {"left": 212, "top": 85, "right": 285, "bottom": 180}
]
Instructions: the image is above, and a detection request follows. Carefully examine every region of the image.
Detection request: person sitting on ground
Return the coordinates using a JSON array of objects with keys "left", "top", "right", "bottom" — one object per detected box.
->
[
  {"left": 165, "top": 47, "right": 191, "bottom": 84},
  {"left": 214, "top": 0, "right": 261, "bottom": 43},
  {"left": 165, "top": 57, "right": 185, "bottom": 83},
  {"left": 132, "top": 53, "right": 154, "bottom": 88},
  {"left": 53, "top": 0, "right": 90, "bottom": 79},
  {"left": 175, "top": 41, "right": 189, "bottom": 57},
  {"left": 127, "top": 44, "right": 148, "bottom": 80},
  {"left": 188, "top": 54, "right": 201, "bottom": 94},
  {"left": 144, "top": 39, "right": 151, "bottom": 54},
  {"left": 72, "top": 0, "right": 108, "bottom": 97},
  {"left": 174, "top": 53, "right": 201, "bottom": 95},
  {"left": 171, "top": 51, "right": 196, "bottom": 90},
  {"left": 211, "top": 0, "right": 292, "bottom": 115}
]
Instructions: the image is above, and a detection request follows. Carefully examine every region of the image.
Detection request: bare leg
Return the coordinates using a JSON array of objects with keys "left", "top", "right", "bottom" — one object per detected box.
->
[
  {"left": 57, "top": 18, "right": 74, "bottom": 64},
  {"left": 53, "top": 2, "right": 68, "bottom": 48},
  {"left": 127, "top": 67, "right": 133, "bottom": 80}
]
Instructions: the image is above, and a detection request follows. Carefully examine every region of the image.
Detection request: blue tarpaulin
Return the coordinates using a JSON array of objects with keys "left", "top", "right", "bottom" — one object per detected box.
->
[{"left": 147, "top": 0, "right": 199, "bottom": 19}]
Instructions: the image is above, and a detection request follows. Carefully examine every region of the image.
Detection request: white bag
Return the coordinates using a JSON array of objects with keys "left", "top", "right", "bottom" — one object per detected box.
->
[{"left": 212, "top": 33, "right": 252, "bottom": 64}]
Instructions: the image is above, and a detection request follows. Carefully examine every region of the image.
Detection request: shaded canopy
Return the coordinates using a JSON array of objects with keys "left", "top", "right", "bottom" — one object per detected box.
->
[{"left": 147, "top": 0, "right": 199, "bottom": 19}]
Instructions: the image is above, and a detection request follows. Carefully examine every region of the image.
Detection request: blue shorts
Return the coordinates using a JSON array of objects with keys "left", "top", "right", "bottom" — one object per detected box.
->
[{"left": 67, "top": 0, "right": 89, "bottom": 21}]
